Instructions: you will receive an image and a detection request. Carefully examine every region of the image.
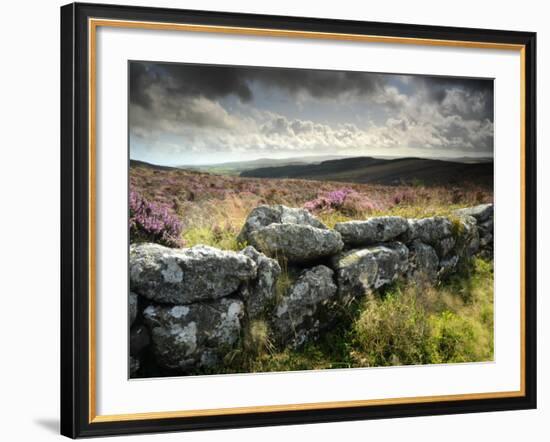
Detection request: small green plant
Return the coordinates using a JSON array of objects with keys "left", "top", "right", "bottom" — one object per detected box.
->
[
  {"left": 243, "top": 320, "right": 273, "bottom": 355},
  {"left": 449, "top": 215, "right": 466, "bottom": 238},
  {"left": 274, "top": 258, "right": 294, "bottom": 304}
]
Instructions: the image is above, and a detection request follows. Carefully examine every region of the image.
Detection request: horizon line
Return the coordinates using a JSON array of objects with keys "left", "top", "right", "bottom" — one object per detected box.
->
[{"left": 130, "top": 152, "right": 495, "bottom": 169}]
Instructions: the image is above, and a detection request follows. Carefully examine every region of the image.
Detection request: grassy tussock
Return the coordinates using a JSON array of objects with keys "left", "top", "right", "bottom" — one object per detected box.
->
[
  {"left": 350, "top": 259, "right": 493, "bottom": 367},
  {"left": 351, "top": 258, "right": 493, "bottom": 367}
]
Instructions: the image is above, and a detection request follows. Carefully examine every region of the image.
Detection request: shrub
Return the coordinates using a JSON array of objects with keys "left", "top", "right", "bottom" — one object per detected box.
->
[
  {"left": 129, "top": 189, "right": 183, "bottom": 247},
  {"left": 303, "top": 187, "right": 354, "bottom": 212},
  {"left": 340, "top": 192, "right": 384, "bottom": 216},
  {"left": 304, "top": 187, "right": 384, "bottom": 215},
  {"left": 392, "top": 188, "right": 417, "bottom": 205}
]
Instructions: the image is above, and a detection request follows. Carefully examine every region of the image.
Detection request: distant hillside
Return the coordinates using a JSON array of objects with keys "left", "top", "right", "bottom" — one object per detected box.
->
[
  {"left": 240, "top": 156, "right": 493, "bottom": 187},
  {"left": 130, "top": 159, "right": 179, "bottom": 171},
  {"left": 177, "top": 155, "right": 346, "bottom": 175}
]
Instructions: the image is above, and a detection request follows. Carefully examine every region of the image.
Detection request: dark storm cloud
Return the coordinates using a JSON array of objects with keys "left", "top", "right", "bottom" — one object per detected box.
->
[
  {"left": 130, "top": 62, "right": 493, "bottom": 125},
  {"left": 249, "top": 69, "right": 385, "bottom": 99},
  {"left": 129, "top": 62, "right": 386, "bottom": 108},
  {"left": 129, "top": 63, "right": 156, "bottom": 109},
  {"left": 130, "top": 62, "right": 254, "bottom": 108},
  {"left": 410, "top": 75, "right": 494, "bottom": 121},
  {"left": 419, "top": 76, "right": 493, "bottom": 98}
]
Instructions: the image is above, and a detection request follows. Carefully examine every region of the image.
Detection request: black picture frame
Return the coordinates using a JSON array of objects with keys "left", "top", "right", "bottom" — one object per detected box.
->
[{"left": 60, "top": 2, "right": 537, "bottom": 438}]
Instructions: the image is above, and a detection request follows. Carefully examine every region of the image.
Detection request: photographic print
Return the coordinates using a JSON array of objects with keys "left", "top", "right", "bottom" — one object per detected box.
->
[
  {"left": 128, "top": 61, "right": 495, "bottom": 379},
  {"left": 61, "top": 5, "right": 536, "bottom": 436}
]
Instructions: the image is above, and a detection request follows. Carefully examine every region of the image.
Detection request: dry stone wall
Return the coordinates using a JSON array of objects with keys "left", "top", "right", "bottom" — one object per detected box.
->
[{"left": 129, "top": 203, "right": 493, "bottom": 377}]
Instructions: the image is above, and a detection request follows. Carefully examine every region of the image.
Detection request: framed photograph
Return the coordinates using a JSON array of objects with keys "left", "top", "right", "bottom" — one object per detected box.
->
[{"left": 60, "top": 2, "right": 536, "bottom": 438}]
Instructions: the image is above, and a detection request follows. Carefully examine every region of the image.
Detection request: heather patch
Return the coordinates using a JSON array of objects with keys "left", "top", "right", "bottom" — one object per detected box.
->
[
  {"left": 129, "top": 164, "right": 492, "bottom": 249},
  {"left": 129, "top": 189, "right": 183, "bottom": 248}
]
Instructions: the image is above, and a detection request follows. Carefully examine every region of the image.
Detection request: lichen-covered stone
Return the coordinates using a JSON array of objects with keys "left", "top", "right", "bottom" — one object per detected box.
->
[
  {"left": 479, "top": 230, "right": 493, "bottom": 248},
  {"left": 249, "top": 223, "right": 344, "bottom": 263},
  {"left": 479, "top": 218, "right": 494, "bottom": 232},
  {"left": 453, "top": 204, "right": 494, "bottom": 255},
  {"left": 435, "top": 236, "right": 457, "bottom": 258},
  {"left": 129, "top": 356, "right": 140, "bottom": 377},
  {"left": 129, "top": 291, "right": 138, "bottom": 326},
  {"left": 478, "top": 218, "right": 494, "bottom": 251},
  {"left": 332, "top": 242, "right": 409, "bottom": 302},
  {"left": 457, "top": 215, "right": 481, "bottom": 257},
  {"left": 407, "top": 241, "right": 439, "bottom": 284},
  {"left": 143, "top": 298, "right": 244, "bottom": 372},
  {"left": 239, "top": 246, "right": 281, "bottom": 320},
  {"left": 130, "top": 243, "right": 256, "bottom": 304},
  {"left": 438, "top": 255, "right": 460, "bottom": 279},
  {"left": 334, "top": 216, "right": 408, "bottom": 246},
  {"left": 130, "top": 324, "right": 150, "bottom": 357},
  {"left": 271, "top": 265, "right": 337, "bottom": 348},
  {"left": 406, "top": 216, "right": 453, "bottom": 244},
  {"left": 403, "top": 216, "right": 458, "bottom": 258},
  {"left": 453, "top": 203, "right": 493, "bottom": 223},
  {"left": 237, "top": 204, "right": 327, "bottom": 244}
]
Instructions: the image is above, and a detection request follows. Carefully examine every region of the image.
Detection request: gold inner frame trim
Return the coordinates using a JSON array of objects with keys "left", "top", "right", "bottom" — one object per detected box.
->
[{"left": 88, "top": 17, "right": 527, "bottom": 424}]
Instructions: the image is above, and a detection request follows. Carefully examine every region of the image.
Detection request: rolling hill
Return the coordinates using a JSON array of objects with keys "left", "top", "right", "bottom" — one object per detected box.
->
[
  {"left": 130, "top": 159, "right": 179, "bottom": 171},
  {"left": 240, "top": 156, "right": 493, "bottom": 187},
  {"left": 176, "top": 155, "right": 347, "bottom": 175}
]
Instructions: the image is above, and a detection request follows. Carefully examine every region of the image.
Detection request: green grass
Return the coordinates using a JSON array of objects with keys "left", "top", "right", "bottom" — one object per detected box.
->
[
  {"left": 317, "top": 204, "right": 480, "bottom": 228},
  {"left": 369, "top": 203, "right": 475, "bottom": 219},
  {"left": 351, "top": 257, "right": 494, "bottom": 367},
  {"left": 211, "top": 257, "right": 494, "bottom": 375},
  {"left": 274, "top": 258, "right": 295, "bottom": 303},
  {"left": 351, "top": 290, "right": 433, "bottom": 367},
  {"left": 182, "top": 226, "right": 246, "bottom": 251}
]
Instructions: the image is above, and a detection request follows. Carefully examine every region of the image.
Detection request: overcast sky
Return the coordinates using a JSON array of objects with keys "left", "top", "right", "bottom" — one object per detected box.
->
[{"left": 129, "top": 61, "right": 494, "bottom": 166}]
